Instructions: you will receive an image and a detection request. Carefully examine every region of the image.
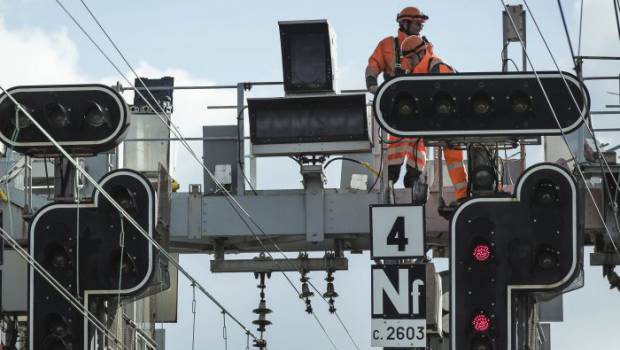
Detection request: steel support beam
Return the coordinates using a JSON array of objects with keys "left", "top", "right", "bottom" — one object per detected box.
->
[{"left": 210, "top": 256, "right": 348, "bottom": 273}]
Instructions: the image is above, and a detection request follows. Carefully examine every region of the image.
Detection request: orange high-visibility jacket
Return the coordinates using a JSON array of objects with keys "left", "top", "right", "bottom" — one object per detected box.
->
[{"left": 366, "top": 31, "right": 411, "bottom": 79}]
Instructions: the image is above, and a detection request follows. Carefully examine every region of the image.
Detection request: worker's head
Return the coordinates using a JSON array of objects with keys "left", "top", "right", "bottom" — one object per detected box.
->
[
  {"left": 401, "top": 35, "right": 428, "bottom": 68},
  {"left": 397, "top": 6, "right": 428, "bottom": 35}
]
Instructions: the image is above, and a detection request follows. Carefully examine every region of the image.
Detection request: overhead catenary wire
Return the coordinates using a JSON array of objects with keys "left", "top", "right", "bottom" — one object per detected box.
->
[
  {"left": 521, "top": 0, "right": 620, "bottom": 235},
  {"left": 63, "top": 1, "right": 359, "bottom": 348},
  {"left": 613, "top": 0, "right": 620, "bottom": 41},
  {"left": 557, "top": 0, "right": 577, "bottom": 64},
  {"left": 500, "top": 0, "right": 620, "bottom": 260},
  {"left": 578, "top": 0, "right": 585, "bottom": 56}
]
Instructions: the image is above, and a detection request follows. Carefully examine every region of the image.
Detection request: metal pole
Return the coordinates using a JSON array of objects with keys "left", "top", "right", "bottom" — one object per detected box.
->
[
  {"left": 502, "top": 42, "right": 509, "bottom": 72},
  {"left": 53, "top": 157, "right": 75, "bottom": 199},
  {"left": 237, "top": 83, "right": 246, "bottom": 196},
  {"left": 23, "top": 155, "right": 32, "bottom": 215},
  {"left": 119, "top": 81, "right": 283, "bottom": 92},
  {"left": 574, "top": 55, "right": 620, "bottom": 60},
  {"left": 583, "top": 76, "right": 620, "bottom": 81}
]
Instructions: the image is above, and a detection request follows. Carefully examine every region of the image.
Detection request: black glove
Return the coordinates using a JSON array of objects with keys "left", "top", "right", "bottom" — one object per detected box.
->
[{"left": 366, "top": 75, "right": 378, "bottom": 95}]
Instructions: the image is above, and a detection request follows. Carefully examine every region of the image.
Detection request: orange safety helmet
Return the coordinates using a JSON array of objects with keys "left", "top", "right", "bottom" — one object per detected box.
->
[
  {"left": 396, "top": 7, "right": 429, "bottom": 23},
  {"left": 400, "top": 35, "right": 427, "bottom": 57}
]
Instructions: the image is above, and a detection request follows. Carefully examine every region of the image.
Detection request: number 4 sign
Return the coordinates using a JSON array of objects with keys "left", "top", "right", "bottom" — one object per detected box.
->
[{"left": 370, "top": 205, "right": 426, "bottom": 259}]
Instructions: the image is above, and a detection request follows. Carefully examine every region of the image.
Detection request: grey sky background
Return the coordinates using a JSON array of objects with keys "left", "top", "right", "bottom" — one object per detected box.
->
[{"left": 0, "top": 0, "right": 619, "bottom": 349}]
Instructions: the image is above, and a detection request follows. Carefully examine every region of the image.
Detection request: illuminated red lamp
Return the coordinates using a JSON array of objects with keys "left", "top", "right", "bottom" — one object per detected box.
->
[
  {"left": 472, "top": 312, "right": 491, "bottom": 333},
  {"left": 472, "top": 244, "right": 492, "bottom": 262}
]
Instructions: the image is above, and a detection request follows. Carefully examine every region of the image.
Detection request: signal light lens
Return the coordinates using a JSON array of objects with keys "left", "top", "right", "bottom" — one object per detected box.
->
[
  {"left": 45, "top": 103, "right": 70, "bottom": 128},
  {"left": 472, "top": 244, "right": 492, "bottom": 262},
  {"left": 471, "top": 92, "right": 493, "bottom": 116},
  {"left": 84, "top": 101, "right": 110, "bottom": 128},
  {"left": 46, "top": 313, "right": 70, "bottom": 337},
  {"left": 45, "top": 243, "right": 70, "bottom": 270},
  {"left": 472, "top": 312, "right": 491, "bottom": 332},
  {"left": 10, "top": 106, "right": 33, "bottom": 129},
  {"left": 396, "top": 94, "right": 416, "bottom": 117},
  {"left": 472, "top": 166, "right": 495, "bottom": 191},
  {"left": 470, "top": 337, "right": 493, "bottom": 350},
  {"left": 509, "top": 91, "right": 532, "bottom": 114},
  {"left": 433, "top": 92, "right": 455, "bottom": 117},
  {"left": 110, "top": 185, "right": 137, "bottom": 213},
  {"left": 536, "top": 246, "right": 559, "bottom": 270},
  {"left": 534, "top": 180, "right": 559, "bottom": 205}
]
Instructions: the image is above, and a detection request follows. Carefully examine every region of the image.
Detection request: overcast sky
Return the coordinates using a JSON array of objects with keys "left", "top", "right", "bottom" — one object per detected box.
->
[{"left": 1, "top": 1, "right": 619, "bottom": 349}]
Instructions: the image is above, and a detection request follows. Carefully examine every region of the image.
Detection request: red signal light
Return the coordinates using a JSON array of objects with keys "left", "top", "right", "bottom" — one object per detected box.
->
[
  {"left": 472, "top": 244, "right": 491, "bottom": 262},
  {"left": 472, "top": 313, "right": 491, "bottom": 332}
]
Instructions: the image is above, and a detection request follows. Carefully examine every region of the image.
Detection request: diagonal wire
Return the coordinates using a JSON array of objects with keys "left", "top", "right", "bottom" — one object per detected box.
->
[
  {"left": 0, "top": 227, "right": 131, "bottom": 350},
  {"left": 500, "top": 0, "right": 620, "bottom": 259},
  {"left": 0, "top": 82, "right": 258, "bottom": 341},
  {"left": 556, "top": 0, "right": 576, "bottom": 63},
  {"left": 613, "top": 0, "right": 620, "bottom": 41},
  {"left": 65, "top": 0, "right": 359, "bottom": 348},
  {"left": 27, "top": 9, "right": 262, "bottom": 341},
  {"left": 522, "top": 0, "right": 620, "bottom": 241}
]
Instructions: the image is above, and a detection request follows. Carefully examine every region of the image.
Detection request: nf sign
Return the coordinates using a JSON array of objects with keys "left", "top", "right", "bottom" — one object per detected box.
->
[
  {"left": 370, "top": 205, "right": 425, "bottom": 259},
  {"left": 371, "top": 264, "right": 427, "bottom": 348}
]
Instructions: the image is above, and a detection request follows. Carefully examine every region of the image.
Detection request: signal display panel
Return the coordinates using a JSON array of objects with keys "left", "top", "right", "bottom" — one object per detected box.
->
[{"left": 374, "top": 71, "right": 589, "bottom": 138}]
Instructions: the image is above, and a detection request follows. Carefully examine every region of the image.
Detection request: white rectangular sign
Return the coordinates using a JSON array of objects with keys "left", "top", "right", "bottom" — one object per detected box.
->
[
  {"left": 370, "top": 205, "right": 425, "bottom": 259},
  {"left": 371, "top": 319, "right": 426, "bottom": 348},
  {"left": 371, "top": 264, "right": 427, "bottom": 348}
]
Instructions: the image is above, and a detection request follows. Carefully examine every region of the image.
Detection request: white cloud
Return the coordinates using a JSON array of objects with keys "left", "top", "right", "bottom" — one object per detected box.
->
[{"left": 0, "top": 19, "right": 83, "bottom": 85}]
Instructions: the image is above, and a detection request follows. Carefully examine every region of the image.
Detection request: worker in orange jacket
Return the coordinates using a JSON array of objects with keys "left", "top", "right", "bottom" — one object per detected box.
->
[
  {"left": 366, "top": 6, "right": 428, "bottom": 94},
  {"left": 396, "top": 35, "right": 469, "bottom": 201},
  {"left": 365, "top": 6, "right": 430, "bottom": 189}
]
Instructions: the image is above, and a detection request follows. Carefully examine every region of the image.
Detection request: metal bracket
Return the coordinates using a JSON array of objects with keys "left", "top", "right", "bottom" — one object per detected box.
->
[
  {"left": 590, "top": 252, "right": 620, "bottom": 266},
  {"left": 301, "top": 165, "right": 325, "bottom": 242}
]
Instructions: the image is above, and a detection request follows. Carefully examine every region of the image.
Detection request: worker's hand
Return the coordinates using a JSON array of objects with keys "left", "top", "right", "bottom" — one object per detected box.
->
[{"left": 368, "top": 85, "right": 378, "bottom": 95}]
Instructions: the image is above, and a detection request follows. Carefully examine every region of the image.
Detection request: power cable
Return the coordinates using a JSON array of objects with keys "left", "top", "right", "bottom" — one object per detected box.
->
[
  {"left": 368, "top": 136, "right": 385, "bottom": 193},
  {"left": 500, "top": 0, "right": 620, "bottom": 259},
  {"left": 191, "top": 282, "right": 197, "bottom": 350},
  {"left": 62, "top": 1, "right": 358, "bottom": 347},
  {"left": 522, "top": 0, "right": 620, "bottom": 234},
  {"left": 578, "top": 0, "right": 584, "bottom": 56},
  {"left": 222, "top": 311, "right": 228, "bottom": 350},
  {"left": 613, "top": 0, "right": 620, "bottom": 42},
  {"left": 501, "top": 46, "right": 521, "bottom": 71},
  {"left": 557, "top": 0, "right": 577, "bottom": 64},
  {"left": 323, "top": 157, "right": 379, "bottom": 176}
]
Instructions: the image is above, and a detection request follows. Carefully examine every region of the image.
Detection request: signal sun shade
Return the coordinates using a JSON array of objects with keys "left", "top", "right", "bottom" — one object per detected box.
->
[{"left": 279, "top": 20, "right": 336, "bottom": 94}]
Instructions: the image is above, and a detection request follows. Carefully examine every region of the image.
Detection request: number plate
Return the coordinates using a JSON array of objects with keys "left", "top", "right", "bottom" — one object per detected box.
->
[
  {"left": 370, "top": 205, "right": 426, "bottom": 259},
  {"left": 371, "top": 319, "right": 426, "bottom": 347}
]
